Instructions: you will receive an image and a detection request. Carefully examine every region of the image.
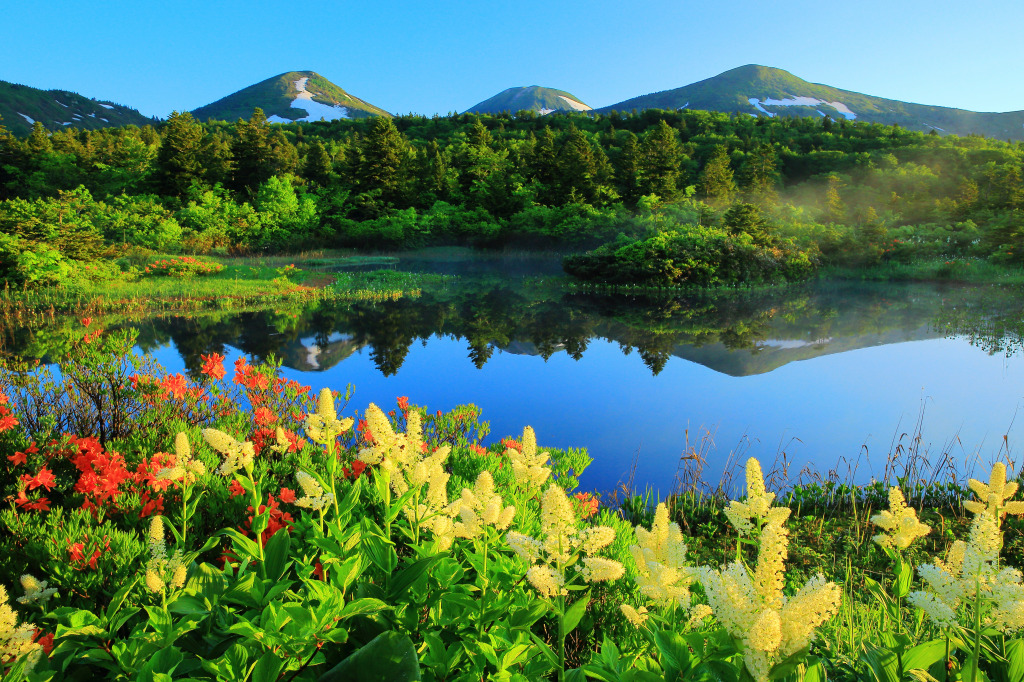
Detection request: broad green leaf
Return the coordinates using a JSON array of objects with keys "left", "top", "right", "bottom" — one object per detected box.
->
[
  {"left": 263, "top": 529, "right": 291, "bottom": 581},
  {"left": 562, "top": 594, "right": 591, "bottom": 635},
  {"left": 902, "top": 640, "right": 946, "bottom": 674},
  {"left": 318, "top": 630, "right": 421, "bottom": 682},
  {"left": 252, "top": 651, "right": 287, "bottom": 682}
]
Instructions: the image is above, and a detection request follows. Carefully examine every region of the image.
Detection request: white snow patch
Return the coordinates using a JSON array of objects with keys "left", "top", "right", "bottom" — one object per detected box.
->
[
  {"left": 760, "top": 337, "right": 832, "bottom": 349},
  {"left": 17, "top": 113, "right": 34, "bottom": 124},
  {"left": 61, "top": 122, "right": 73, "bottom": 126},
  {"left": 748, "top": 96, "right": 857, "bottom": 120},
  {"left": 748, "top": 97, "right": 775, "bottom": 117},
  {"left": 98, "top": 103, "right": 114, "bottom": 110},
  {"left": 270, "top": 76, "right": 350, "bottom": 123},
  {"left": 55, "top": 100, "right": 68, "bottom": 108},
  {"left": 100, "top": 118, "right": 108, "bottom": 123},
  {"left": 924, "top": 123, "right": 946, "bottom": 132},
  {"left": 538, "top": 108, "right": 556, "bottom": 116},
  {"left": 557, "top": 95, "right": 591, "bottom": 112},
  {"left": 88, "top": 113, "right": 96, "bottom": 118},
  {"left": 681, "top": 102, "right": 689, "bottom": 109}
]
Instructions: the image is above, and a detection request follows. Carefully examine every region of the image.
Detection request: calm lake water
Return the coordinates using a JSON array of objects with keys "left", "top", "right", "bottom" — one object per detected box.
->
[{"left": 12, "top": 259, "right": 1024, "bottom": 496}]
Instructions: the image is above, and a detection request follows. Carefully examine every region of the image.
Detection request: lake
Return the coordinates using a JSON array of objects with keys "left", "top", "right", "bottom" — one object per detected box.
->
[{"left": 8, "top": 259, "right": 1024, "bottom": 496}]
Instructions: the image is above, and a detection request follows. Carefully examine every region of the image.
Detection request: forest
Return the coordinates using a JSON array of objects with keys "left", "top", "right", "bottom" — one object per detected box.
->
[{"left": 1, "top": 106, "right": 1022, "bottom": 287}]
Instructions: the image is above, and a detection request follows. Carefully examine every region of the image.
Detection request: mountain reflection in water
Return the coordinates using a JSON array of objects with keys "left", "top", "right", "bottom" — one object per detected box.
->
[{"left": 7, "top": 276, "right": 1024, "bottom": 494}]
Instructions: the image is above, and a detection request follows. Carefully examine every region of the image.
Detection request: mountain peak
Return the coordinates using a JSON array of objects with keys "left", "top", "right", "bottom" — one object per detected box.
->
[
  {"left": 465, "top": 85, "right": 592, "bottom": 115},
  {"left": 596, "top": 65, "right": 1024, "bottom": 139},
  {"left": 191, "top": 71, "right": 390, "bottom": 123}
]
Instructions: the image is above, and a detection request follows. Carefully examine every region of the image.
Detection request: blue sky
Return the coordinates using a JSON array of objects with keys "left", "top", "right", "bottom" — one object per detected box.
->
[{"left": 1, "top": 0, "right": 1021, "bottom": 119}]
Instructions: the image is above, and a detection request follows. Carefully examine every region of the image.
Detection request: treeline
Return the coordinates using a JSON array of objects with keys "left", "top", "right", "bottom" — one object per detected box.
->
[{"left": 0, "top": 106, "right": 1022, "bottom": 284}]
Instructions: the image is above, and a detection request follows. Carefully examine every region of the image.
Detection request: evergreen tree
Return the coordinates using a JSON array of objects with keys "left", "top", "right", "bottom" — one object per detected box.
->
[
  {"left": 824, "top": 173, "right": 846, "bottom": 223},
  {"left": 231, "top": 108, "right": 273, "bottom": 193},
  {"left": 304, "top": 140, "right": 335, "bottom": 187},
  {"left": 355, "top": 116, "right": 409, "bottom": 210},
  {"left": 556, "top": 123, "right": 597, "bottom": 204},
  {"left": 739, "top": 143, "right": 779, "bottom": 204},
  {"left": 640, "top": 121, "right": 681, "bottom": 200},
  {"left": 697, "top": 144, "right": 735, "bottom": 203},
  {"left": 155, "top": 111, "right": 204, "bottom": 197},
  {"left": 615, "top": 131, "right": 642, "bottom": 207}
]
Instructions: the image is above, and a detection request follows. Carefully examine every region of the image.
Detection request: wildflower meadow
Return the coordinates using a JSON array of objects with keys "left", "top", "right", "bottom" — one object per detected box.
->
[{"left": 2, "top": 321, "right": 1024, "bottom": 681}]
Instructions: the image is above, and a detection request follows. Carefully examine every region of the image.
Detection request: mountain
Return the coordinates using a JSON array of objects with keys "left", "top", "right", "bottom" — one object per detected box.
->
[
  {"left": 465, "top": 86, "right": 592, "bottom": 115},
  {"left": 597, "top": 65, "right": 1024, "bottom": 140},
  {"left": 191, "top": 71, "right": 390, "bottom": 123},
  {"left": 0, "top": 80, "right": 152, "bottom": 135}
]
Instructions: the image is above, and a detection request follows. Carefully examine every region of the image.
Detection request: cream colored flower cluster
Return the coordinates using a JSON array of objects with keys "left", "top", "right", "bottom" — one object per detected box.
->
[
  {"left": 626, "top": 503, "right": 694, "bottom": 612},
  {"left": 0, "top": 584, "right": 41, "bottom": 672},
  {"left": 507, "top": 486, "right": 623, "bottom": 598},
  {"left": 507, "top": 426, "right": 551, "bottom": 491},
  {"left": 700, "top": 458, "right": 841, "bottom": 682},
  {"left": 203, "top": 428, "right": 255, "bottom": 476},
  {"left": 144, "top": 516, "right": 187, "bottom": 593},
  {"left": 305, "top": 388, "right": 354, "bottom": 446},
  {"left": 871, "top": 487, "right": 931, "bottom": 550},
  {"left": 723, "top": 458, "right": 777, "bottom": 536},
  {"left": 157, "top": 432, "right": 207, "bottom": 484},
  {"left": 451, "top": 471, "right": 516, "bottom": 539},
  {"left": 357, "top": 404, "right": 454, "bottom": 545},
  {"left": 910, "top": 462, "right": 1024, "bottom": 633},
  {"left": 17, "top": 574, "right": 56, "bottom": 605},
  {"left": 295, "top": 470, "right": 335, "bottom": 512}
]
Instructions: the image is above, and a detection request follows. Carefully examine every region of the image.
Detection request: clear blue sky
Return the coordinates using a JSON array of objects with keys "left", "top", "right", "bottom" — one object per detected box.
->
[{"left": 1, "top": 0, "right": 1021, "bottom": 119}]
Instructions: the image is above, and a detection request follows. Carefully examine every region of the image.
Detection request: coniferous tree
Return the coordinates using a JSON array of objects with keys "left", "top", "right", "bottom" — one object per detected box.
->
[
  {"left": 697, "top": 144, "right": 735, "bottom": 204},
  {"left": 824, "top": 173, "right": 846, "bottom": 223},
  {"left": 556, "top": 123, "right": 597, "bottom": 204},
  {"left": 155, "top": 111, "right": 204, "bottom": 197},
  {"left": 740, "top": 143, "right": 779, "bottom": 204},
  {"left": 640, "top": 121, "right": 681, "bottom": 201},
  {"left": 354, "top": 116, "right": 409, "bottom": 211},
  {"left": 304, "top": 140, "right": 335, "bottom": 187},
  {"left": 232, "top": 108, "right": 273, "bottom": 193},
  {"left": 616, "top": 131, "right": 643, "bottom": 207}
]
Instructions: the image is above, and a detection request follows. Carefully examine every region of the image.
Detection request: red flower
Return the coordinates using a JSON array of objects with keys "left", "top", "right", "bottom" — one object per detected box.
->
[
  {"left": 7, "top": 449, "right": 27, "bottom": 466},
  {"left": 253, "top": 406, "right": 277, "bottom": 427},
  {"left": 313, "top": 562, "right": 325, "bottom": 581},
  {"left": 573, "top": 492, "right": 599, "bottom": 519},
  {"left": 68, "top": 542, "right": 85, "bottom": 563},
  {"left": 397, "top": 396, "right": 409, "bottom": 411},
  {"left": 201, "top": 353, "right": 227, "bottom": 381},
  {"left": 26, "top": 467, "right": 57, "bottom": 491},
  {"left": 32, "top": 630, "right": 54, "bottom": 655},
  {"left": 81, "top": 317, "right": 93, "bottom": 327},
  {"left": 228, "top": 479, "right": 246, "bottom": 498},
  {"left": 279, "top": 487, "right": 296, "bottom": 504},
  {"left": 163, "top": 374, "right": 188, "bottom": 400}
]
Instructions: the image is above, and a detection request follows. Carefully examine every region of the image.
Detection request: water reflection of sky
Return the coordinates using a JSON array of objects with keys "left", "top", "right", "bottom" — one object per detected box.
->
[{"left": 151, "top": 332, "right": 1024, "bottom": 497}]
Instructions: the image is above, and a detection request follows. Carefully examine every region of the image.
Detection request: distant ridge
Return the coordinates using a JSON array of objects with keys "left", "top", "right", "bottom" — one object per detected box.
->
[
  {"left": 465, "top": 85, "right": 592, "bottom": 115},
  {"left": 0, "top": 80, "right": 152, "bottom": 135},
  {"left": 191, "top": 71, "right": 390, "bottom": 123},
  {"left": 597, "top": 64, "right": 1024, "bottom": 140}
]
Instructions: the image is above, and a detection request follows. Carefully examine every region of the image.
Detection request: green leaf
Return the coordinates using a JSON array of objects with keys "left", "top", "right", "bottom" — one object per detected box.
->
[
  {"left": 388, "top": 554, "right": 444, "bottom": 601},
  {"left": 252, "top": 651, "right": 287, "bottom": 682},
  {"left": 318, "top": 630, "right": 421, "bottom": 682},
  {"left": 902, "top": 639, "right": 947, "bottom": 674},
  {"left": 340, "top": 597, "right": 391, "bottom": 619},
  {"left": 1006, "top": 639, "right": 1024, "bottom": 682},
  {"left": 860, "top": 644, "right": 901, "bottom": 682},
  {"left": 263, "top": 529, "right": 291, "bottom": 581},
  {"left": 565, "top": 669, "right": 588, "bottom": 682},
  {"left": 562, "top": 594, "right": 591, "bottom": 635}
]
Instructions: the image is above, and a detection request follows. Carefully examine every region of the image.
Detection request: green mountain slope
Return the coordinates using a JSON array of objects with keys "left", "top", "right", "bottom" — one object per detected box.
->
[
  {"left": 191, "top": 71, "right": 390, "bottom": 123},
  {"left": 597, "top": 65, "right": 1024, "bottom": 140},
  {"left": 0, "top": 80, "right": 152, "bottom": 135},
  {"left": 465, "top": 86, "right": 592, "bottom": 115}
]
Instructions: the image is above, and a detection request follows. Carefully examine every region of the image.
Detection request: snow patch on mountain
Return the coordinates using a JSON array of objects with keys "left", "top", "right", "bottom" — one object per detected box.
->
[
  {"left": 55, "top": 100, "right": 68, "bottom": 108},
  {"left": 558, "top": 95, "right": 591, "bottom": 112},
  {"left": 17, "top": 113, "right": 34, "bottom": 124},
  {"left": 98, "top": 103, "right": 114, "bottom": 110},
  {"left": 268, "top": 77, "right": 350, "bottom": 124},
  {"left": 538, "top": 108, "right": 556, "bottom": 116},
  {"left": 748, "top": 96, "right": 857, "bottom": 120}
]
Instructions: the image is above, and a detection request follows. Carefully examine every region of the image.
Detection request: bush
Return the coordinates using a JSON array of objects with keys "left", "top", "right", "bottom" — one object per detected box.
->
[{"left": 143, "top": 256, "right": 224, "bottom": 278}]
